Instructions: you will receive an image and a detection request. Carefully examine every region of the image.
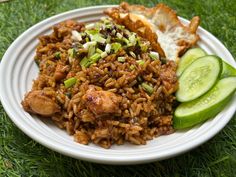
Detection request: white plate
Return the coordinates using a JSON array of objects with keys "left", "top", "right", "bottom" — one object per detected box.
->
[{"left": 0, "top": 5, "right": 236, "bottom": 165}]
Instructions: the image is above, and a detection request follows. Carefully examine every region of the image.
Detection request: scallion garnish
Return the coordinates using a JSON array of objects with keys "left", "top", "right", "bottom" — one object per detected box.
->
[
  {"left": 71, "top": 30, "right": 82, "bottom": 41},
  {"left": 68, "top": 48, "right": 76, "bottom": 58},
  {"left": 89, "top": 53, "right": 101, "bottom": 62},
  {"left": 80, "top": 57, "right": 89, "bottom": 68},
  {"left": 101, "top": 52, "right": 108, "bottom": 58},
  {"left": 54, "top": 52, "right": 61, "bottom": 59},
  {"left": 96, "top": 48, "right": 103, "bottom": 54},
  {"left": 90, "top": 34, "right": 106, "bottom": 44},
  {"left": 141, "top": 83, "right": 154, "bottom": 94},
  {"left": 130, "top": 65, "right": 135, "bottom": 70},
  {"left": 64, "top": 77, "right": 77, "bottom": 88},
  {"left": 129, "top": 33, "right": 137, "bottom": 46},
  {"left": 136, "top": 60, "right": 145, "bottom": 65},
  {"left": 117, "top": 57, "right": 126, "bottom": 62},
  {"left": 111, "top": 43, "right": 122, "bottom": 53},
  {"left": 105, "top": 43, "right": 111, "bottom": 53},
  {"left": 129, "top": 51, "right": 136, "bottom": 58},
  {"left": 149, "top": 51, "right": 159, "bottom": 60}
]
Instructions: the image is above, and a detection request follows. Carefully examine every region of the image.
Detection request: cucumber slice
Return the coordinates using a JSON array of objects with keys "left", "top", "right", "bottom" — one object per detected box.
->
[
  {"left": 176, "top": 55, "right": 222, "bottom": 102},
  {"left": 174, "top": 77, "right": 236, "bottom": 129},
  {"left": 177, "top": 48, "right": 206, "bottom": 77},
  {"left": 221, "top": 61, "right": 236, "bottom": 78}
]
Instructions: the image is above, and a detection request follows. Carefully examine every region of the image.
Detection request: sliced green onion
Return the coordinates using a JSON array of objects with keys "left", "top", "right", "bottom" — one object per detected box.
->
[
  {"left": 140, "top": 43, "right": 148, "bottom": 52},
  {"left": 101, "top": 52, "right": 108, "bottom": 58},
  {"left": 130, "top": 65, "right": 135, "bottom": 70},
  {"left": 90, "top": 34, "right": 106, "bottom": 44},
  {"left": 112, "top": 29, "right": 116, "bottom": 35},
  {"left": 116, "top": 32, "right": 123, "bottom": 39},
  {"left": 136, "top": 60, "right": 145, "bottom": 65},
  {"left": 106, "top": 36, "right": 111, "bottom": 43},
  {"left": 129, "top": 51, "right": 136, "bottom": 58},
  {"left": 68, "top": 48, "right": 76, "bottom": 58},
  {"left": 64, "top": 77, "right": 77, "bottom": 88},
  {"left": 111, "top": 43, "right": 122, "bottom": 53},
  {"left": 80, "top": 57, "right": 89, "bottom": 68},
  {"left": 88, "top": 45, "right": 96, "bottom": 58},
  {"left": 83, "top": 41, "right": 97, "bottom": 50},
  {"left": 96, "top": 48, "right": 103, "bottom": 54},
  {"left": 129, "top": 33, "right": 137, "bottom": 46},
  {"left": 117, "top": 57, "right": 126, "bottom": 62},
  {"left": 141, "top": 83, "right": 154, "bottom": 94},
  {"left": 149, "top": 51, "right": 159, "bottom": 60},
  {"left": 71, "top": 30, "right": 82, "bottom": 41},
  {"left": 105, "top": 43, "right": 111, "bottom": 53},
  {"left": 54, "top": 52, "right": 61, "bottom": 59},
  {"left": 89, "top": 53, "right": 101, "bottom": 62},
  {"left": 123, "top": 38, "right": 130, "bottom": 45}
]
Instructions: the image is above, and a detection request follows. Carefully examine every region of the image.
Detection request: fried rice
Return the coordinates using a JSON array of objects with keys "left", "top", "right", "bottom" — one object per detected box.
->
[{"left": 21, "top": 17, "right": 178, "bottom": 148}]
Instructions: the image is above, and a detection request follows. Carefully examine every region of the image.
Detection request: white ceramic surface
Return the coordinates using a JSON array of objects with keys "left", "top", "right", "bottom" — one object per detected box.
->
[{"left": 0, "top": 5, "right": 235, "bottom": 165}]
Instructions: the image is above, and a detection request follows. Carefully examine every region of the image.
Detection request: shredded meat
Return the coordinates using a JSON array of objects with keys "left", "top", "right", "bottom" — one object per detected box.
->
[
  {"left": 21, "top": 90, "right": 61, "bottom": 116},
  {"left": 82, "top": 86, "right": 122, "bottom": 116}
]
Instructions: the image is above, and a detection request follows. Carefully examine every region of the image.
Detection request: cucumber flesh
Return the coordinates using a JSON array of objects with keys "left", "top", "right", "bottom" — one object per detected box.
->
[
  {"left": 176, "top": 55, "right": 222, "bottom": 102},
  {"left": 174, "top": 77, "right": 236, "bottom": 129},
  {"left": 177, "top": 48, "right": 206, "bottom": 77},
  {"left": 221, "top": 61, "right": 236, "bottom": 78}
]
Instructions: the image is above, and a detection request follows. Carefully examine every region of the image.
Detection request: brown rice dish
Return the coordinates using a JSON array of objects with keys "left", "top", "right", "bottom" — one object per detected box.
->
[{"left": 21, "top": 3, "right": 200, "bottom": 148}]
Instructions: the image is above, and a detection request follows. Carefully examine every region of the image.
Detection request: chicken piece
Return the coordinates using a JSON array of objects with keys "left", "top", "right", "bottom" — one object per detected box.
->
[
  {"left": 22, "top": 90, "right": 61, "bottom": 116},
  {"left": 82, "top": 87, "right": 122, "bottom": 116},
  {"left": 104, "top": 2, "right": 200, "bottom": 61}
]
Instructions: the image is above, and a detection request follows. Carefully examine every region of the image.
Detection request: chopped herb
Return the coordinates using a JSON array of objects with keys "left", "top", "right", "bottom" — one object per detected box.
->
[
  {"left": 149, "top": 51, "right": 159, "bottom": 60},
  {"left": 136, "top": 60, "right": 145, "bottom": 65},
  {"left": 141, "top": 83, "right": 154, "bottom": 94},
  {"left": 83, "top": 41, "right": 97, "bottom": 50},
  {"left": 105, "top": 43, "right": 111, "bottom": 53},
  {"left": 87, "top": 45, "right": 96, "bottom": 58},
  {"left": 89, "top": 53, "right": 101, "bottom": 62},
  {"left": 54, "top": 52, "right": 61, "bottom": 59},
  {"left": 64, "top": 77, "right": 77, "bottom": 88},
  {"left": 101, "top": 52, "right": 108, "bottom": 58},
  {"left": 90, "top": 34, "right": 106, "bottom": 44},
  {"left": 129, "top": 33, "right": 137, "bottom": 46},
  {"left": 111, "top": 43, "right": 122, "bottom": 53},
  {"left": 71, "top": 30, "right": 82, "bottom": 41},
  {"left": 68, "top": 48, "right": 76, "bottom": 58},
  {"left": 129, "top": 51, "right": 136, "bottom": 58},
  {"left": 116, "top": 32, "right": 123, "bottom": 39},
  {"left": 117, "top": 57, "right": 126, "bottom": 62},
  {"left": 140, "top": 43, "right": 148, "bottom": 52},
  {"left": 96, "top": 48, "right": 103, "bottom": 54},
  {"left": 80, "top": 57, "right": 89, "bottom": 68},
  {"left": 130, "top": 64, "right": 135, "bottom": 70}
]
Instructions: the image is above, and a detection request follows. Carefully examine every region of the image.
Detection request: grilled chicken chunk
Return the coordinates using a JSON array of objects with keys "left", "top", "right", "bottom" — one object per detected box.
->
[
  {"left": 22, "top": 90, "right": 60, "bottom": 116},
  {"left": 82, "top": 87, "right": 122, "bottom": 116}
]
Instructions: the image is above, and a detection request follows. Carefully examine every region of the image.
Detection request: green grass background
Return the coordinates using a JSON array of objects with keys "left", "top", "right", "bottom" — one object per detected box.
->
[{"left": 0, "top": 0, "right": 236, "bottom": 176}]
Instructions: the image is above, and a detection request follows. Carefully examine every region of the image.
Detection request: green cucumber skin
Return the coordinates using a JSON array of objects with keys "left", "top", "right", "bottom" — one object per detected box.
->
[
  {"left": 176, "top": 55, "right": 223, "bottom": 102},
  {"left": 221, "top": 61, "right": 236, "bottom": 78},
  {"left": 174, "top": 92, "right": 234, "bottom": 129},
  {"left": 177, "top": 48, "right": 206, "bottom": 77},
  {"left": 174, "top": 77, "right": 236, "bottom": 129}
]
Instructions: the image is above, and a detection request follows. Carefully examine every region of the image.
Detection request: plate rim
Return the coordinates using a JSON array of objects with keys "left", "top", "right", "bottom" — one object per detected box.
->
[{"left": 0, "top": 5, "right": 235, "bottom": 165}]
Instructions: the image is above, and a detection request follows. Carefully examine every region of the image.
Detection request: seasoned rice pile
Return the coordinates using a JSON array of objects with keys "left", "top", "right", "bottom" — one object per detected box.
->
[{"left": 22, "top": 18, "right": 178, "bottom": 148}]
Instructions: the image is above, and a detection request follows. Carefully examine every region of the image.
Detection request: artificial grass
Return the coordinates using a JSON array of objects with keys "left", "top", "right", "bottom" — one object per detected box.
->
[{"left": 0, "top": 0, "right": 236, "bottom": 176}]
